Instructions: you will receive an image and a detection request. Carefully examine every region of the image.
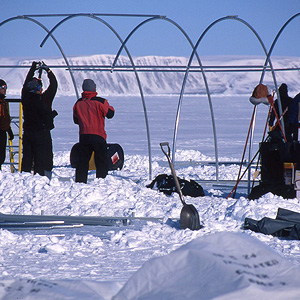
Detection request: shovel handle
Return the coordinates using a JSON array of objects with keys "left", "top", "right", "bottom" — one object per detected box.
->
[
  {"left": 160, "top": 142, "right": 186, "bottom": 205},
  {"left": 160, "top": 142, "right": 170, "bottom": 157}
]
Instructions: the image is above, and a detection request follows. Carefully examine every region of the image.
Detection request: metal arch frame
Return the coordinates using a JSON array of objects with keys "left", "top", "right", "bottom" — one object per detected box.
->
[
  {"left": 173, "top": 16, "right": 278, "bottom": 182},
  {"left": 245, "top": 13, "right": 300, "bottom": 192},
  {"left": 25, "top": 13, "right": 164, "bottom": 18},
  {"left": 1, "top": 13, "right": 298, "bottom": 183},
  {"left": 0, "top": 16, "right": 79, "bottom": 99},
  {"left": 39, "top": 13, "right": 155, "bottom": 179},
  {"left": 111, "top": 16, "right": 217, "bottom": 178}
]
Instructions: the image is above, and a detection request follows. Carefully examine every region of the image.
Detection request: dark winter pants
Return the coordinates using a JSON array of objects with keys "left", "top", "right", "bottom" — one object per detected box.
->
[
  {"left": 75, "top": 134, "right": 108, "bottom": 183},
  {"left": 21, "top": 129, "right": 53, "bottom": 176},
  {"left": 0, "top": 130, "right": 7, "bottom": 169}
]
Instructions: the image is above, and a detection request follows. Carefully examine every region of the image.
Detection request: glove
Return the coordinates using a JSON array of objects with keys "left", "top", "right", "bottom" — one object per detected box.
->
[
  {"left": 32, "top": 61, "right": 40, "bottom": 71},
  {"left": 268, "top": 125, "right": 273, "bottom": 132},
  {"left": 41, "top": 61, "right": 50, "bottom": 72},
  {"left": 7, "top": 127, "right": 14, "bottom": 140}
]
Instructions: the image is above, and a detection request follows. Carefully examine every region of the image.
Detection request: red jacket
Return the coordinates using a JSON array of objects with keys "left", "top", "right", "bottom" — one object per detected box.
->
[{"left": 73, "top": 92, "right": 114, "bottom": 140}]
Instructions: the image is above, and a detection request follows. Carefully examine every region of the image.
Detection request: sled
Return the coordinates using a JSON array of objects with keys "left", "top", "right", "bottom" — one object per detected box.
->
[
  {"left": 160, "top": 142, "right": 201, "bottom": 230},
  {"left": 70, "top": 143, "right": 124, "bottom": 171}
]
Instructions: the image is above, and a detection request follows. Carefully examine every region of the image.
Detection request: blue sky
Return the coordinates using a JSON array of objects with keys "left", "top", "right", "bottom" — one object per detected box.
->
[{"left": 1, "top": 0, "right": 300, "bottom": 58}]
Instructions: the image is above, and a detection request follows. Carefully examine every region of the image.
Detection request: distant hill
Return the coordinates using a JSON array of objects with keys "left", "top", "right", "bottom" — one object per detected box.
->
[{"left": 1, "top": 55, "right": 300, "bottom": 97}]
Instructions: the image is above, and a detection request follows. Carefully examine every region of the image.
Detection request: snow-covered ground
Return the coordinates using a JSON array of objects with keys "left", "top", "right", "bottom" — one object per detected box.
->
[{"left": 1, "top": 95, "right": 300, "bottom": 299}]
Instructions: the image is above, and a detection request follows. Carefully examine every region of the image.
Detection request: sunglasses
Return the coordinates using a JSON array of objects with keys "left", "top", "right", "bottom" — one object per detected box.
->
[{"left": 0, "top": 85, "right": 7, "bottom": 90}]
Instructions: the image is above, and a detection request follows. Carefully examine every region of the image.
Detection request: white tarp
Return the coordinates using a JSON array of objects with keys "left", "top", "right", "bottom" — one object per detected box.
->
[
  {"left": 1, "top": 232, "right": 300, "bottom": 299},
  {"left": 113, "top": 232, "right": 300, "bottom": 300},
  {"left": 0, "top": 280, "right": 123, "bottom": 300}
]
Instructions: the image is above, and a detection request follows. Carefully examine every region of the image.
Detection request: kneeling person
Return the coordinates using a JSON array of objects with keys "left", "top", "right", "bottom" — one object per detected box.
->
[{"left": 73, "top": 79, "right": 115, "bottom": 183}]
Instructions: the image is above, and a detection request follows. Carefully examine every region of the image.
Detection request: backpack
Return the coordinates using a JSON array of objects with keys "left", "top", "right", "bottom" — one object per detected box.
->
[{"left": 147, "top": 174, "right": 205, "bottom": 197}]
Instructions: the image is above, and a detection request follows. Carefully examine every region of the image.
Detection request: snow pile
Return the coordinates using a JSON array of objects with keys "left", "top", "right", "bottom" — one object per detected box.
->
[
  {"left": 1, "top": 232, "right": 300, "bottom": 299},
  {"left": 1, "top": 151, "right": 300, "bottom": 299},
  {"left": 115, "top": 232, "right": 300, "bottom": 300},
  {"left": 1, "top": 94, "right": 300, "bottom": 299}
]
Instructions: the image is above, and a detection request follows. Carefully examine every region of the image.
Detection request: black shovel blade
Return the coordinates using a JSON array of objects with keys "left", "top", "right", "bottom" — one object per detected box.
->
[{"left": 180, "top": 204, "right": 201, "bottom": 230}]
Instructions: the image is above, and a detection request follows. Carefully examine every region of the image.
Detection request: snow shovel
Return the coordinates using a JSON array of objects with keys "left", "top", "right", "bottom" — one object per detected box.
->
[{"left": 160, "top": 142, "right": 201, "bottom": 230}]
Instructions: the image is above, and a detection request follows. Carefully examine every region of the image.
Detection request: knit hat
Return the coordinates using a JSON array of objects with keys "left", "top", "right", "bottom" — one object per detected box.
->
[
  {"left": 0, "top": 79, "right": 7, "bottom": 87},
  {"left": 82, "top": 79, "right": 96, "bottom": 92},
  {"left": 24, "top": 78, "right": 42, "bottom": 93}
]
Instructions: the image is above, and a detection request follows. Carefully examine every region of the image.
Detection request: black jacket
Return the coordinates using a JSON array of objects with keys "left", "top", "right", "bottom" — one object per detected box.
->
[
  {"left": 269, "top": 87, "right": 293, "bottom": 128},
  {"left": 22, "top": 63, "right": 58, "bottom": 131}
]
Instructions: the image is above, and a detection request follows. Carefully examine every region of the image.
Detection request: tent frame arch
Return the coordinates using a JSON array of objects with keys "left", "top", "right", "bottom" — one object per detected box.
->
[{"left": 1, "top": 13, "right": 299, "bottom": 188}]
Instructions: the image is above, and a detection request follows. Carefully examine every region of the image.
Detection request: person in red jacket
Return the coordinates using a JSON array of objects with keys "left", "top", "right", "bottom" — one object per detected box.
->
[
  {"left": 73, "top": 79, "right": 115, "bottom": 183},
  {"left": 0, "top": 79, "right": 14, "bottom": 170}
]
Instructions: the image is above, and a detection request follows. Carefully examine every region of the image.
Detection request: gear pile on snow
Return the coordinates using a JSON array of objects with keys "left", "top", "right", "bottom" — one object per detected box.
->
[
  {"left": 244, "top": 207, "right": 300, "bottom": 240},
  {"left": 147, "top": 174, "right": 205, "bottom": 197},
  {"left": 246, "top": 83, "right": 300, "bottom": 199},
  {"left": 248, "top": 138, "right": 299, "bottom": 199}
]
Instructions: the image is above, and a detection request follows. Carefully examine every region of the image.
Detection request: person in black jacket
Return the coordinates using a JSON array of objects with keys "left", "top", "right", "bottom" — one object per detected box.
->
[
  {"left": 21, "top": 61, "right": 58, "bottom": 178},
  {"left": 288, "top": 92, "right": 300, "bottom": 141},
  {"left": 269, "top": 83, "right": 293, "bottom": 141}
]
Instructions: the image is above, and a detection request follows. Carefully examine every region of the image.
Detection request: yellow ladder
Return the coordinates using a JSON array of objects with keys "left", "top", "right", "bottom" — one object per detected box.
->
[{"left": 7, "top": 99, "right": 22, "bottom": 172}]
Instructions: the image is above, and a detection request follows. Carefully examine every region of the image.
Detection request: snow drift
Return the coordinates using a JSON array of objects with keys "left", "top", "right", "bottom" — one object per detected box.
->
[
  {"left": 1, "top": 232, "right": 300, "bottom": 300},
  {"left": 114, "top": 232, "right": 300, "bottom": 300}
]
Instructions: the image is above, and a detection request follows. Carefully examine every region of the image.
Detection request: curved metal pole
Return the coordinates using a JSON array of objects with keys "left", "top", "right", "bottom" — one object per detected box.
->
[
  {"left": 90, "top": 16, "right": 154, "bottom": 178},
  {"left": 40, "top": 13, "right": 154, "bottom": 179},
  {"left": 175, "top": 16, "right": 273, "bottom": 186},
  {"left": 165, "top": 19, "right": 218, "bottom": 179},
  {"left": 112, "top": 16, "right": 162, "bottom": 69},
  {"left": 246, "top": 13, "right": 300, "bottom": 193},
  {"left": 111, "top": 17, "right": 165, "bottom": 181},
  {"left": 0, "top": 16, "right": 79, "bottom": 99},
  {"left": 260, "top": 12, "right": 300, "bottom": 134},
  {"left": 111, "top": 16, "right": 219, "bottom": 178},
  {"left": 233, "top": 19, "right": 276, "bottom": 194}
]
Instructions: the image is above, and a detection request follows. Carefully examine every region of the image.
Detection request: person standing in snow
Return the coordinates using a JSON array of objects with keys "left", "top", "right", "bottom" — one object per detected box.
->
[
  {"left": 21, "top": 61, "right": 58, "bottom": 178},
  {"left": 0, "top": 79, "right": 14, "bottom": 170},
  {"left": 288, "top": 92, "right": 300, "bottom": 141},
  {"left": 268, "top": 83, "right": 293, "bottom": 141},
  {"left": 73, "top": 79, "right": 115, "bottom": 183}
]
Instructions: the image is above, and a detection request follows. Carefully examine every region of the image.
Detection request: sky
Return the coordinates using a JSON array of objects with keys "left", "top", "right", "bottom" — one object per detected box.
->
[{"left": 1, "top": 0, "right": 300, "bottom": 59}]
